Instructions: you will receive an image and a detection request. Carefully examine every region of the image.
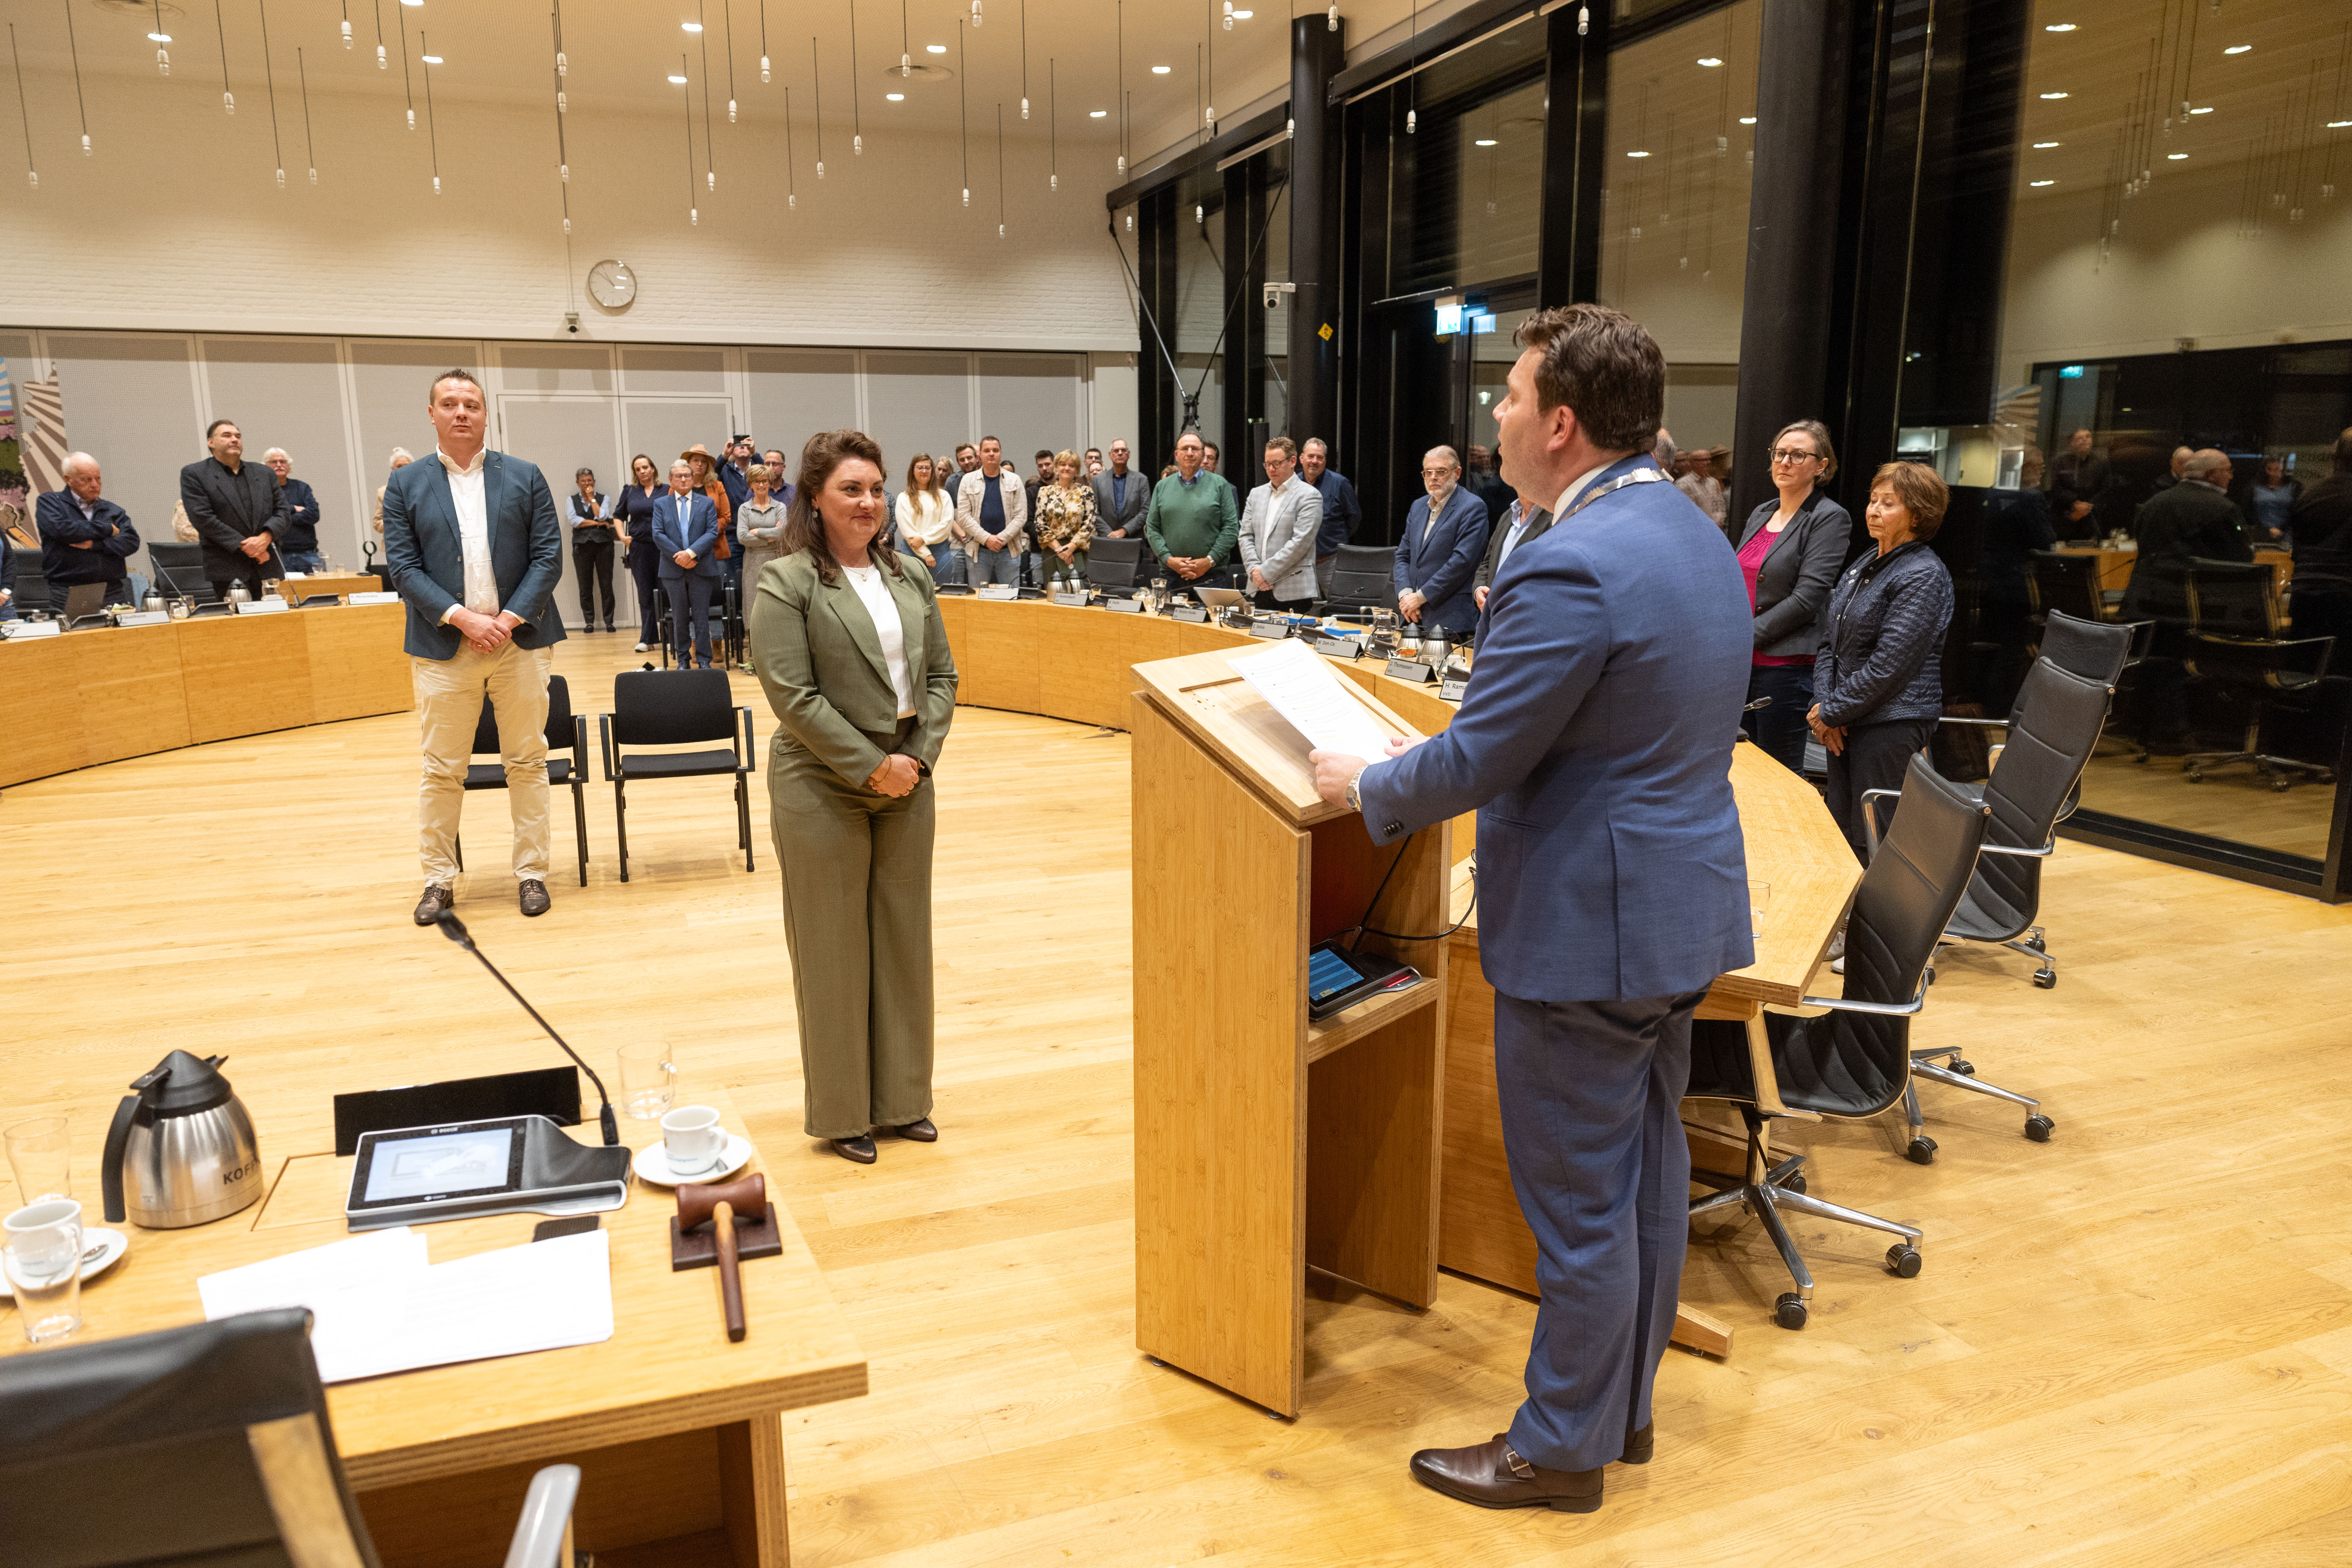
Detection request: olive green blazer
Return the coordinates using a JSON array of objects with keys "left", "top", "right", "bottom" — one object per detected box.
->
[{"left": 748, "top": 550, "right": 958, "bottom": 785}]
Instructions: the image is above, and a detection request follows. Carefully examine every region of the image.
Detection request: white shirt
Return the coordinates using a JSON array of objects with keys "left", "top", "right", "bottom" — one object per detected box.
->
[
  {"left": 895, "top": 488, "right": 956, "bottom": 548},
  {"left": 843, "top": 562, "right": 917, "bottom": 718},
  {"left": 436, "top": 446, "right": 496, "bottom": 621},
  {"left": 1548, "top": 459, "right": 1616, "bottom": 523},
  {"left": 1421, "top": 481, "right": 1458, "bottom": 543}
]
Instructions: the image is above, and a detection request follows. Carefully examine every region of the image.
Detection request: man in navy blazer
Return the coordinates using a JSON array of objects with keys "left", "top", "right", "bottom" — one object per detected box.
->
[
  {"left": 38, "top": 454, "right": 142, "bottom": 611},
  {"left": 382, "top": 368, "right": 567, "bottom": 926},
  {"left": 652, "top": 457, "right": 724, "bottom": 670},
  {"left": 1392, "top": 445, "right": 1490, "bottom": 638},
  {"left": 1314, "top": 306, "right": 1751, "bottom": 1515}
]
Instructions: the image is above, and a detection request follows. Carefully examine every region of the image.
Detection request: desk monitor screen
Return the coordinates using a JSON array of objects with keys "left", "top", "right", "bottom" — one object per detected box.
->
[
  {"left": 352, "top": 1120, "right": 527, "bottom": 1209},
  {"left": 1307, "top": 946, "right": 1365, "bottom": 1006}
]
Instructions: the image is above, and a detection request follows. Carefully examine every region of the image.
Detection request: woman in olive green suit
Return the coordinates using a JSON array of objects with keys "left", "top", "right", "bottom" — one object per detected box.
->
[{"left": 748, "top": 430, "right": 958, "bottom": 1165}]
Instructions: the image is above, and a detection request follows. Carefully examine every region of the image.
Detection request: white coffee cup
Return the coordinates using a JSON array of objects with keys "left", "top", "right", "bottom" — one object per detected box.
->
[{"left": 660, "top": 1105, "right": 726, "bottom": 1176}]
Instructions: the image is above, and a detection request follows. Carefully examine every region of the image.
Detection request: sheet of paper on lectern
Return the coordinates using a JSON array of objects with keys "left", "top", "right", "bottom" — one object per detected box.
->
[{"left": 1231, "top": 639, "right": 1408, "bottom": 765}]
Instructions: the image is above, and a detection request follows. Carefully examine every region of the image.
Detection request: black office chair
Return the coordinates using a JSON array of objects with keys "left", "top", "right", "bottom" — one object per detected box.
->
[
  {"left": 2181, "top": 559, "right": 2338, "bottom": 790},
  {"left": 1087, "top": 536, "right": 1145, "bottom": 593},
  {"left": 600, "top": 668, "right": 756, "bottom": 880},
  {"left": 1684, "top": 755, "right": 1990, "bottom": 1330},
  {"left": 2032, "top": 607, "right": 2149, "bottom": 773},
  {"left": 0, "top": 1307, "right": 581, "bottom": 1568},
  {"left": 146, "top": 541, "right": 218, "bottom": 605},
  {"left": 2027, "top": 550, "right": 2114, "bottom": 625},
  {"left": 454, "top": 673, "right": 592, "bottom": 887},
  {"left": 1321, "top": 544, "right": 1395, "bottom": 617}
]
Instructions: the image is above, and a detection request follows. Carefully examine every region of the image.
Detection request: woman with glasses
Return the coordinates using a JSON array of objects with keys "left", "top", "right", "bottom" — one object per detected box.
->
[
  {"left": 1732, "top": 421, "right": 1852, "bottom": 773},
  {"left": 613, "top": 454, "right": 666, "bottom": 652}
]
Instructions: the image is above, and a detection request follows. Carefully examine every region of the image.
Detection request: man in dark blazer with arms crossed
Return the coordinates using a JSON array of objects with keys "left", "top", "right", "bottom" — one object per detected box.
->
[
  {"left": 1312, "top": 305, "right": 1752, "bottom": 1514},
  {"left": 383, "top": 369, "right": 567, "bottom": 924}
]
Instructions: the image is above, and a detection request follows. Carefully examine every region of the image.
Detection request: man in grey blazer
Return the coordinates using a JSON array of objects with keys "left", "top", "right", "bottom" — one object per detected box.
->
[
  {"left": 1236, "top": 437, "right": 1324, "bottom": 610},
  {"left": 381, "top": 368, "right": 567, "bottom": 925},
  {"left": 1089, "top": 438, "right": 1149, "bottom": 543}
]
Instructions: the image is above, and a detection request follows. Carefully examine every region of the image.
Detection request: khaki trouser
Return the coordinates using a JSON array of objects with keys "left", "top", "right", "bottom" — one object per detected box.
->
[
  {"left": 414, "top": 640, "right": 553, "bottom": 886},
  {"left": 769, "top": 727, "right": 935, "bottom": 1139}
]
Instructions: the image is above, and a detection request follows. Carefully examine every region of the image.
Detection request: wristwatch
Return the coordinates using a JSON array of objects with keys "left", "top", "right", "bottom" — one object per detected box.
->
[{"left": 1345, "top": 767, "right": 1366, "bottom": 813}]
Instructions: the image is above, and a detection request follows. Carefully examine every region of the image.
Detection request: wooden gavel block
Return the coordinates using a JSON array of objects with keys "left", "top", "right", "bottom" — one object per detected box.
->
[{"left": 672, "top": 1173, "right": 779, "bottom": 1343}]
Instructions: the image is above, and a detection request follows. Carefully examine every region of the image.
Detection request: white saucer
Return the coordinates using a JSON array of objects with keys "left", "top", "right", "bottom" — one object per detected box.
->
[
  {"left": 633, "top": 1134, "right": 755, "bottom": 1188},
  {"left": 0, "top": 1225, "right": 127, "bottom": 1298}
]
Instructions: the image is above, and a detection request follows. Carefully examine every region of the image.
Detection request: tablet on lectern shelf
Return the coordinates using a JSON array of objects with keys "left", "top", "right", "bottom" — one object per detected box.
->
[{"left": 1304, "top": 940, "right": 1416, "bottom": 1021}]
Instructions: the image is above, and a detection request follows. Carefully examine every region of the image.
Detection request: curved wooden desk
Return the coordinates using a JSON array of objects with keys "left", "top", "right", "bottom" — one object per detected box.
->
[
  {"left": 1, "top": 602, "right": 414, "bottom": 789},
  {"left": 936, "top": 594, "right": 1861, "bottom": 1359}
]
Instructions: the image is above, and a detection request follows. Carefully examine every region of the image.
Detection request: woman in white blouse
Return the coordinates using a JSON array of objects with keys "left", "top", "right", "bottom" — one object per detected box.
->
[
  {"left": 746, "top": 430, "right": 959, "bottom": 1167},
  {"left": 893, "top": 452, "right": 959, "bottom": 584}
]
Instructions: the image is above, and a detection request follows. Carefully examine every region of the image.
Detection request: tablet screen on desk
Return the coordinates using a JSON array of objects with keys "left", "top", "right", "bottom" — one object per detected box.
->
[
  {"left": 1307, "top": 947, "right": 1367, "bottom": 1005},
  {"left": 361, "top": 1126, "right": 518, "bottom": 1203}
]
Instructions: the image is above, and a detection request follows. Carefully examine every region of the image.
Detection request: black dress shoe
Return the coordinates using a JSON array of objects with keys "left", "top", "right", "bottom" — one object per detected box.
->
[
  {"left": 890, "top": 1117, "right": 938, "bottom": 1142},
  {"left": 413, "top": 884, "right": 453, "bottom": 926},
  {"left": 519, "top": 878, "right": 552, "bottom": 916},
  {"left": 830, "top": 1135, "right": 877, "bottom": 1165},
  {"left": 1621, "top": 1422, "right": 1653, "bottom": 1465},
  {"left": 1409, "top": 1435, "right": 1602, "bottom": 1514}
]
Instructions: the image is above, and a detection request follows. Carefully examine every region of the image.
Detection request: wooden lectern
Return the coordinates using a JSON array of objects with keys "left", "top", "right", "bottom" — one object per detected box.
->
[{"left": 1129, "top": 645, "right": 1452, "bottom": 1417}]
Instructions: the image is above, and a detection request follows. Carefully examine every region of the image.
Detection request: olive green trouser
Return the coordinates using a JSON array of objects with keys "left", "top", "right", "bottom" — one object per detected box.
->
[{"left": 769, "top": 726, "right": 936, "bottom": 1139}]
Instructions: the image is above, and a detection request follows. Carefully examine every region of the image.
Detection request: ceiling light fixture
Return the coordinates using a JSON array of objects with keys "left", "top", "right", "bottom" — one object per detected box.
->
[
  {"left": 887, "top": 91, "right": 904, "bottom": 100},
  {"left": 1089, "top": 108, "right": 1106, "bottom": 117},
  {"left": 2039, "top": 91, "right": 2068, "bottom": 99},
  {"left": 1232, "top": 7, "right": 1252, "bottom": 16},
  {"left": 2223, "top": 44, "right": 2250, "bottom": 55},
  {"left": 2332, "top": 120, "right": 2352, "bottom": 129},
  {"left": 1151, "top": 64, "right": 1170, "bottom": 73},
  {"left": 682, "top": 20, "right": 702, "bottom": 31},
  {"left": 1626, "top": 149, "right": 1649, "bottom": 158},
  {"left": 148, "top": 30, "right": 171, "bottom": 42},
  {"left": 1738, "top": 116, "right": 1755, "bottom": 125},
  {"left": 421, "top": 52, "right": 442, "bottom": 64},
  {"left": 2044, "top": 22, "right": 2076, "bottom": 32},
  {"left": 927, "top": 43, "right": 946, "bottom": 53},
  {"left": 2033, "top": 140, "right": 2060, "bottom": 148},
  {"left": 668, "top": 73, "right": 688, "bottom": 83},
  {"left": 2167, "top": 152, "right": 2187, "bottom": 160},
  {"left": 2030, "top": 179, "right": 2055, "bottom": 186},
  {"left": 2189, "top": 106, "right": 2214, "bottom": 114},
  {"left": 1475, "top": 138, "right": 1497, "bottom": 146},
  {"left": 1697, "top": 56, "right": 1722, "bottom": 67}
]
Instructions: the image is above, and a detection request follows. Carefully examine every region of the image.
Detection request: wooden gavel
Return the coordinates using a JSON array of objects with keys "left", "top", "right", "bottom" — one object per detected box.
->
[{"left": 677, "top": 1173, "right": 766, "bottom": 1343}]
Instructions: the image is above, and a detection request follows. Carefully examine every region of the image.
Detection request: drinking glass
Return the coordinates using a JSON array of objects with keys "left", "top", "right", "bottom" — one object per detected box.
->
[
  {"left": 4, "top": 1115, "right": 72, "bottom": 1204},
  {"left": 1748, "top": 881, "right": 1773, "bottom": 940},
  {"left": 617, "top": 1044, "right": 678, "bottom": 1122},
  {"left": 5, "top": 1198, "right": 85, "bottom": 1344},
  {"left": 1151, "top": 576, "right": 1169, "bottom": 613}
]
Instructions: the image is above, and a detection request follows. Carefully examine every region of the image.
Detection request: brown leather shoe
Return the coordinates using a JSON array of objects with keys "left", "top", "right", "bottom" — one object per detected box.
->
[
  {"left": 1409, "top": 1435, "right": 1602, "bottom": 1513},
  {"left": 1622, "top": 1421, "right": 1654, "bottom": 1465},
  {"left": 829, "top": 1135, "right": 878, "bottom": 1165},
  {"left": 890, "top": 1117, "right": 938, "bottom": 1142},
  {"left": 519, "top": 878, "right": 552, "bottom": 917},
  {"left": 413, "top": 884, "right": 453, "bottom": 926}
]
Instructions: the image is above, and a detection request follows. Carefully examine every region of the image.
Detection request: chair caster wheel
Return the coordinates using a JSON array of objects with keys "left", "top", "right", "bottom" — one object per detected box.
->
[
  {"left": 1781, "top": 1172, "right": 1807, "bottom": 1195},
  {"left": 2025, "top": 1114, "right": 2054, "bottom": 1142},
  {"left": 1906, "top": 1136, "right": 1937, "bottom": 1165},
  {"left": 1885, "top": 1244, "right": 1922, "bottom": 1279},
  {"left": 1950, "top": 1058, "right": 1975, "bottom": 1076},
  {"left": 2271, "top": 779, "right": 2291, "bottom": 793},
  {"left": 1146, "top": 1356, "right": 1166, "bottom": 1368},
  {"left": 1774, "top": 1293, "right": 1808, "bottom": 1330},
  {"left": 2185, "top": 769, "right": 2205, "bottom": 783},
  {"left": 2033, "top": 968, "right": 2057, "bottom": 989}
]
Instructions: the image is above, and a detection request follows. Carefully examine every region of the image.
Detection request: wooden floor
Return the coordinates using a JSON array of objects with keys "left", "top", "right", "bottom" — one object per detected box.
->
[
  {"left": 7, "top": 634, "right": 2352, "bottom": 1566},
  {"left": 2077, "top": 748, "right": 2339, "bottom": 861}
]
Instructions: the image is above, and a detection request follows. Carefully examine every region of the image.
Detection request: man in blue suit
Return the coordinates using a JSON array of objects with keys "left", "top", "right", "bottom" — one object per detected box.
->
[
  {"left": 382, "top": 368, "right": 567, "bottom": 926},
  {"left": 1391, "top": 445, "right": 1490, "bottom": 639},
  {"left": 652, "top": 458, "right": 724, "bottom": 670},
  {"left": 1314, "top": 305, "right": 1752, "bottom": 1514}
]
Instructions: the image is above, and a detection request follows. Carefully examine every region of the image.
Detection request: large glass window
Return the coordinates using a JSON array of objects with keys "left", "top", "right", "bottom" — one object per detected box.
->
[{"left": 1382, "top": 17, "right": 1549, "bottom": 300}]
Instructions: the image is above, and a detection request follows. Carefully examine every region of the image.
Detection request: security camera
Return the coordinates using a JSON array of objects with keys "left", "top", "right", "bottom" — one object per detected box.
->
[
  {"left": 564, "top": 311, "right": 581, "bottom": 336},
  {"left": 1263, "top": 281, "right": 1296, "bottom": 309}
]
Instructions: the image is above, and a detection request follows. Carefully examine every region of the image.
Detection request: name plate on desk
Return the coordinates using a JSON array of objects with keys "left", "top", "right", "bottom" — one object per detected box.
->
[
  {"left": 1104, "top": 596, "right": 1145, "bottom": 614},
  {"left": 1385, "top": 656, "right": 1435, "bottom": 682},
  {"left": 975, "top": 584, "right": 1019, "bottom": 601},
  {"left": 1439, "top": 677, "right": 1469, "bottom": 702},
  {"left": 1312, "top": 635, "right": 1359, "bottom": 659},
  {"left": 1051, "top": 590, "right": 1090, "bottom": 607},
  {"left": 1, "top": 620, "right": 62, "bottom": 639},
  {"left": 348, "top": 591, "right": 399, "bottom": 606},
  {"left": 116, "top": 610, "right": 171, "bottom": 628},
  {"left": 1249, "top": 621, "right": 1291, "bottom": 640},
  {"left": 1172, "top": 605, "right": 1211, "bottom": 623},
  {"left": 239, "top": 598, "right": 291, "bottom": 615}
]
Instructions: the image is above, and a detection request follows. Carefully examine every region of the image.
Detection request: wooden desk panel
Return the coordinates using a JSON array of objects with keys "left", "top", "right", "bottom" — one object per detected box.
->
[
  {"left": 301, "top": 603, "right": 413, "bottom": 724},
  {"left": 3, "top": 633, "right": 92, "bottom": 780},
  {"left": 1036, "top": 607, "right": 1129, "bottom": 728},
  {"left": 76, "top": 623, "right": 192, "bottom": 766},
  {"left": 178, "top": 613, "right": 315, "bottom": 744},
  {"left": 959, "top": 601, "right": 1045, "bottom": 713}
]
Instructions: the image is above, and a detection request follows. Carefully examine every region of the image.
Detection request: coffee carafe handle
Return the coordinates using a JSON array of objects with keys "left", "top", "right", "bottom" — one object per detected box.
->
[{"left": 102, "top": 1093, "right": 140, "bottom": 1223}]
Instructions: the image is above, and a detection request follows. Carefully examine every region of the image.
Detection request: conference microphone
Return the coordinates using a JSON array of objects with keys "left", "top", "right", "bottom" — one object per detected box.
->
[
  {"left": 433, "top": 909, "right": 621, "bottom": 1146},
  {"left": 1744, "top": 696, "right": 1773, "bottom": 712}
]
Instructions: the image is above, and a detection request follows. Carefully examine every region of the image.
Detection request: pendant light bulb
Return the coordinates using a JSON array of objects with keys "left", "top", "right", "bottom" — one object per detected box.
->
[
  {"left": 562, "top": 216, "right": 571, "bottom": 234},
  {"left": 690, "top": 205, "right": 699, "bottom": 225},
  {"left": 900, "top": 53, "right": 910, "bottom": 73},
  {"left": 341, "top": 20, "right": 352, "bottom": 47},
  {"left": 962, "top": 186, "right": 971, "bottom": 205},
  {"left": 1050, "top": 172, "right": 1058, "bottom": 191},
  {"left": 276, "top": 167, "right": 286, "bottom": 188},
  {"left": 1117, "top": 154, "right": 1126, "bottom": 172},
  {"left": 309, "top": 166, "right": 318, "bottom": 184},
  {"left": 1125, "top": 212, "right": 1133, "bottom": 230},
  {"left": 1328, "top": 2, "right": 1338, "bottom": 32},
  {"left": 1195, "top": 203, "right": 1203, "bottom": 223},
  {"left": 559, "top": 162, "right": 569, "bottom": 182},
  {"left": 407, "top": 108, "right": 416, "bottom": 130},
  {"left": 157, "top": 48, "right": 170, "bottom": 75},
  {"left": 1286, "top": 116, "right": 1294, "bottom": 139},
  {"left": 432, "top": 175, "right": 442, "bottom": 195},
  {"left": 1578, "top": 5, "right": 1589, "bottom": 36},
  {"left": 1224, "top": 4, "right": 1233, "bottom": 29},
  {"left": 854, "top": 134, "right": 864, "bottom": 154},
  {"left": 998, "top": 222, "right": 1005, "bottom": 237},
  {"left": 376, "top": 45, "right": 386, "bottom": 68},
  {"left": 223, "top": 91, "right": 236, "bottom": 115},
  {"left": 82, "top": 134, "right": 92, "bottom": 155},
  {"left": 1405, "top": 108, "right": 1416, "bottom": 134},
  {"left": 557, "top": 91, "right": 568, "bottom": 112},
  {"left": 556, "top": 52, "right": 567, "bottom": 77},
  {"left": 761, "top": 55, "right": 771, "bottom": 82},
  {"left": 1022, "top": 97, "right": 1029, "bottom": 120},
  {"left": 971, "top": 1, "right": 982, "bottom": 26},
  {"left": 817, "top": 160, "right": 826, "bottom": 179},
  {"left": 708, "top": 171, "right": 716, "bottom": 191},
  {"left": 788, "top": 192, "right": 796, "bottom": 209},
  {"left": 27, "top": 171, "right": 37, "bottom": 189},
  {"left": 728, "top": 98, "right": 738, "bottom": 122}
]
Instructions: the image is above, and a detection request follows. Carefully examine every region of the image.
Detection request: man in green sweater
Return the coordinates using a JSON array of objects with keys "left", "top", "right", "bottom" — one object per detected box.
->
[{"left": 1145, "top": 430, "right": 1241, "bottom": 588}]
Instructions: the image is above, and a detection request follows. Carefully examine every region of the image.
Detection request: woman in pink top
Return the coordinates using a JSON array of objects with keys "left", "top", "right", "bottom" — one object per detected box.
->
[{"left": 1732, "top": 420, "right": 1853, "bottom": 773}]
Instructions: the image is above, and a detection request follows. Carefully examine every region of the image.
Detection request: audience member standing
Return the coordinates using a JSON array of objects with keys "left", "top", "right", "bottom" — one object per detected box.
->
[
  {"left": 952, "top": 436, "right": 1028, "bottom": 589},
  {"left": 381, "top": 369, "right": 566, "bottom": 924},
  {"left": 1301, "top": 437, "right": 1363, "bottom": 597},
  {"left": 1676, "top": 448, "right": 1728, "bottom": 530},
  {"left": 1091, "top": 439, "right": 1148, "bottom": 543},
  {"left": 2047, "top": 427, "right": 2110, "bottom": 537},
  {"left": 1810, "top": 462, "right": 1955, "bottom": 862},
  {"left": 654, "top": 459, "right": 724, "bottom": 669},
  {"left": 37, "top": 454, "right": 142, "bottom": 612},
  {"left": 372, "top": 448, "right": 414, "bottom": 537},
  {"left": 1471, "top": 486, "right": 1553, "bottom": 646},
  {"left": 264, "top": 448, "right": 325, "bottom": 572},
  {"left": 567, "top": 467, "right": 618, "bottom": 633},
  {"left": 680, "top": 444, "right": 735, "bottom": 575},
  {"left": 737, "top": 464, "right": 790, "bottom": 586},
  {"left": 1733, "top": 421, "right": 1851, "bottom": 773},
  {"left": 1977, "top": 448, "right": 2058, "bottom": 711},
  {"left": 2249, "top": 457, "right": 2299, "bottom": 544},
  {"left": 1085, "top": 447, "right": 1104, "bottom": 477},
  {"left": 180, "top": 419, "right": 290, "bottom": 601},
  {"left": 2124, "top": 449, "right": 2253, "bottom": 617},
  {"left": 1145, "top": 432, "right": 1240, "bottom": 591},
  {"left": 1033, "top": 450, "right": 1101, "bottom": 592},
  {"left": 894, "top": 454, "right": 958, "bottom": 581},
  {"left": 1201, "top": 441, "right": 1221, "bottom": 475},
  {"left": 1237, "top": 437, "right": 1324, "bottom": 612},
  {"left": 613, "top": 454, "right": 665, "bottom": 651},
  {"left": 2289, "top": 428, "right": 2352, "bottom": 653},
  {"left": 718, "top": 437, "right": 755, "bottom": 515},
  {"left": 1392, "top": 446, "right": 1491, "bottom": 639},
  {"left": 1024, "top": 449, "right": 1057, "bottom": 586},
  {"left": 748, "top": 429, "right": 958, "bottom": 1166}
]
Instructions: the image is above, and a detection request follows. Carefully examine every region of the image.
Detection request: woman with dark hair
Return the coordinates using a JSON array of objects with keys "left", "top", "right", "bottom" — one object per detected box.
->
[
  {"left": 568, "top": 467, "right": 618, "bottom": 633},
  {"left": 748, "top": 430, "right": 959, "bottom": 1166},
  {"left": 2249, "top": 456, "right": 2300, "bottom": 545},
  {"left": 1732, "top": 419, "right": 1851, "bottom": 773},
  {"left": 612, "top": 454, "right": 665, "bottom": 652},
  {"left": 1810, "top": 461, "right": 1956, "bottom": 861}
]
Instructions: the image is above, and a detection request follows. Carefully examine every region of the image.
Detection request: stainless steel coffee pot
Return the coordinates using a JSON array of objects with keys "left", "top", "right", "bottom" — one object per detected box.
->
[{"left": 101, "top": 1051, "right": 265, "bottom": 1228}]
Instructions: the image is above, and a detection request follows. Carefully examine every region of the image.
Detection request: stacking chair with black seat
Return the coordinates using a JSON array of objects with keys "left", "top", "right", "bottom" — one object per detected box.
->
[
  {"left": 2180, "top": 559, "right": 2338, "bottom": 790},
  {"left": 0, "top": 1307, "right": 581, "bottom": 1568},
  {"left": 145, "top": 540, "right": 218, "bottom": 604},
  {"left": 1684, "top": 755, "right": 1990, "bottom": 1330},
  {"left": 601, "top": 667, "right": 755, "bottom": 880},
  {"left": 454, "top": 673, "right": 592, "bottom": 886},
  {"left": 1321, "top": 544, "right": 1396, "bottom": 617}
]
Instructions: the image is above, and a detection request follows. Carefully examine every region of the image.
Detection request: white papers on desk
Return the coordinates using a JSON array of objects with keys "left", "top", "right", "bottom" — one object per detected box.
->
[
  {"left": 197, "top": 1227, "right": 614, "bottom": 1384},
  {"left": 1231, "top": 638, "right": 1406, "bottom": 765}
]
